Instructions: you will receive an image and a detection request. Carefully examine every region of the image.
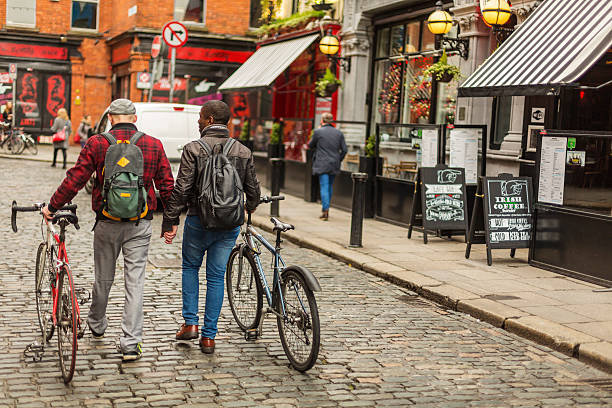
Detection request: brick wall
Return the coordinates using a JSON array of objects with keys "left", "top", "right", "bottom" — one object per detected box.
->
[{"left": 206, "top": 0, "right": 251, "bottom": 35}]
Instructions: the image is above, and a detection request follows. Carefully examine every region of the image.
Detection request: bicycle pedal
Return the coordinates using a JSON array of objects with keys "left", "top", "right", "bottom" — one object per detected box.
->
[
  {"left": 76, "top": 288, "right": 91, "bottom": 305},
  {"left": 24, "top": 342, "right": 45, "bottom": 362},
  {"left": 244, "top": 328, "right": 259, "bottom": 341}
]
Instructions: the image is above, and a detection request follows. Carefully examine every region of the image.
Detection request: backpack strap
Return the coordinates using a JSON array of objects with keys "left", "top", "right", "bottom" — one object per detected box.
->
[
  {"left": 129, "top": 131, "right": 145, "bottom": 145},
  {"left": 223, "top": 138, "right": 237, "bottom": 156},
  {"left": 196, "top": 138, "right": 213, "bottom": 155},
  {"left": 101, "top": 132, "right": 116, "bottom": 145}
]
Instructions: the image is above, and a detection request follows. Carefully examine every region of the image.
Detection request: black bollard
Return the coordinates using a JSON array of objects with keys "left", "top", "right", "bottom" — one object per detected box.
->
[
  {"left": 270, "top": 158, "right": 283, "bottom": 217},
  {"left": 349, "top": 172, "right": 368, "bottom": 248}
]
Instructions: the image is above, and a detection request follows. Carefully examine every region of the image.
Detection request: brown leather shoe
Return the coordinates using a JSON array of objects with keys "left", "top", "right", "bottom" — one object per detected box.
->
[
  {"left": 176, "top": 324, "right": 199, "bottom": 340},
  {"left": 199, "top": 337, "right": 215, "bottom": 354},
  {"left": 319, "top": 210, "right": 329, "bottom": 221}
]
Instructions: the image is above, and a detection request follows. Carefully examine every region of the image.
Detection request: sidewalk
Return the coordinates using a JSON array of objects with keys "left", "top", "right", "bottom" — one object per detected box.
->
[
  {"left": 0, "top": 144, "right": 81, "bottom": 165},
  {"left": 251, "top": 190, "right": 612, "bottom": 373}
]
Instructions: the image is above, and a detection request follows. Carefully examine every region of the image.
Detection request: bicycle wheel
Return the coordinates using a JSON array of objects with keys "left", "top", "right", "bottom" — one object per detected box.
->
[
  {"left": 10, "top": 136, "right": 24, "bottom": 154},
  {"left": 226, "top": 246, "right": 263, "bottom": 331},
  {"left": 276, "top": 268, "right": 320, "bottom": 372},
  {"left": 25, "top": 137, "right": 38, "bottom": 155},
  {"left": 57, "top": 267, "right": 77, "bottom": 384},
  {"left": 35, "top": 242, "right": 55, "bottom": 342}
]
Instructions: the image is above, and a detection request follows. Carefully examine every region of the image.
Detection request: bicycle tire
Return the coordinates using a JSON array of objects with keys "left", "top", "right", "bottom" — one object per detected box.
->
[
  {"left": 25, "top": 137, "right": 38, "bottom": 155},
  {"left": 35, "top": 242, "right": 55, "bottom": 342},
  {"left": 57, "top": 267, "right": 77, "bottom": 384},
  {"left": 226, "top": 246, "right": 263, "bottom": 331},
  {"left": 11, "top": 136, "right": 24, "bottom": 154},
  {"left": 276, "top": 268, "right": 320, "bottom": 372}
]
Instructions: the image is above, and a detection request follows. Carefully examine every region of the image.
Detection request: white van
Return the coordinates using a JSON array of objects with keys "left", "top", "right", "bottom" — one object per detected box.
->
[{"left": 93, "top": 102, "right": 201, "bottom": 163}]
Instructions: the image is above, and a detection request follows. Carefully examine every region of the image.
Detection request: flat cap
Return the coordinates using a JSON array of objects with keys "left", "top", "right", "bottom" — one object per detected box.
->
[{"left": 108, "top": 98, "right": 136, "bottom": 115}]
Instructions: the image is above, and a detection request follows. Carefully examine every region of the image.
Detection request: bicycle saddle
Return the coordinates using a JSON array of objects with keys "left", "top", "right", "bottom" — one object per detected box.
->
[
  {"left": 53, "top": 211, "right": 80, "bottom": 230},
  {"left": 270, "top": 217, "right": 294, "bottom": 232}
]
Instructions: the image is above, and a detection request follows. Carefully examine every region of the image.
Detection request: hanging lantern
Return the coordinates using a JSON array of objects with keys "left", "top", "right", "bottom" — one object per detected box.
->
[
  {"left": 482, "top": 0, "right": 512, "bottom": 26},
  {"left": 427, "top": 2, "right": 453, "bottom": 35}
]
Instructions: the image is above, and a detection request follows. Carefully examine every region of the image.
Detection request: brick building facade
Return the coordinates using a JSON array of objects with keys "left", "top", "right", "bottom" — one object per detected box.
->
[{"left": 0, "top": 0, "right": 256, "bottom": 139}]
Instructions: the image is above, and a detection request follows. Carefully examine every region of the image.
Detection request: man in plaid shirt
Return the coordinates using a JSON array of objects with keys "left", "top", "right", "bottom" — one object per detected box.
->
[{"left": 42, "top": 99, "right": 174, "bottom": 361}]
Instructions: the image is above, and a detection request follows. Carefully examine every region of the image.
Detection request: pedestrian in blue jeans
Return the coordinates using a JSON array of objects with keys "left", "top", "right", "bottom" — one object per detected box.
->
[
  {"left": 308, "top": 112, "right": 347, "bottom": 220},
  {"left": 161, "top": 101, "right": 261, "bottom": 354}
]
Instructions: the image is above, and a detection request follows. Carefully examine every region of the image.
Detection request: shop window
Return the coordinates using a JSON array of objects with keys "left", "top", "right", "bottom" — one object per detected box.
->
[
  {"left": 390, "top": 25, "right": 405, "bottom": 55},
  {"left": 71, "top": 0, "right": 98, "bottom": 30},
  {"left": 403, "top": 57, "right": 433, "bottom": 124},
  {"left": 492, "top": 96, "right": 512, "bottom": 149},
  {"left": 174, "top": 0, "right": 205, "bottom": 24},
  {"left": 373, "top": 60, "right": 402, "bottom": 124},
  {"left": 420, "top": 20, "right": 436, "bottom": 51},
  {"left": 7, "top": 0, "right": 36, "bottom": 27},
  {"left": 249, "top": 0, "right": 263, "bottom": 27},
  {"left": 405, "top": 22, "right": 420, "bottom": 53},
  {"left": 376, "top": 28, "right": 390, "bottom": 58}
]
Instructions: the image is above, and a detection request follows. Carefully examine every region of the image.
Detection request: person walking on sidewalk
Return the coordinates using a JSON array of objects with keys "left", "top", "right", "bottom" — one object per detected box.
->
[
  {"left": 309, "top": 112, "right": 347, "bottom": 220},
  {"left": 41, "top": 99, "right": 174, "bottom": 361},
  {"left": 51, "top": 108, "right": 71, "bottom": 169},
  {"left": 77, "top": 114, "right": 92, "bottom": 148},
  {"left": 162, "top": 100, "right": 260, "bottom": 354}
]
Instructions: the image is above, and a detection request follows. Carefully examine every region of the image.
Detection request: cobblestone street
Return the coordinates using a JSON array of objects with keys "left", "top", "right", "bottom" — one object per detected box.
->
[{"left": 1, "top": 158, "right": 611, "bottom": 407}]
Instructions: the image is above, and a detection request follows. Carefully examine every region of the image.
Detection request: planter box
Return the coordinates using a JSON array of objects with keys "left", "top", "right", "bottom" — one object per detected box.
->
[{"left": 359, "top": 156, "right": 378, "bottom": 218}]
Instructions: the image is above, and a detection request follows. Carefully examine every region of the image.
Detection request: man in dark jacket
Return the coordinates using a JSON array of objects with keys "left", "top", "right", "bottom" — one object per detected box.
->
[
  {"left": 308, "top": 112, "right": 347, "bottom": 220},
  {"left": 42, "top": 98, "right": 174, "bottom": 361},
  {"left": 162, "top": 100, "right": 260, "bottom": 354}
]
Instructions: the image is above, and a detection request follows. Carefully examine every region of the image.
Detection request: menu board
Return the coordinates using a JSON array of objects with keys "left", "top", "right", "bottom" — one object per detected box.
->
[
  {"left": 538, "top": 136, "right": 566, "bottom": 205},
  {"left": 484, "top": 176, "right": 533, "bottom": 249},
  {"left": 421, "top": 129, "right": 438, "bottom": 168},
  {"left": 420, "top": 165, "right": 468, "bottom": 231},
  {"left": 449, "top": 128, "right": 479, "bottom": 184}
]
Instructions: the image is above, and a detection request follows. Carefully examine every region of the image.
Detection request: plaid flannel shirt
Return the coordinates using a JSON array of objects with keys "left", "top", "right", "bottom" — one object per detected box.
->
[{"left": 48, "top": 123, "right": 174, "bottom": 215}]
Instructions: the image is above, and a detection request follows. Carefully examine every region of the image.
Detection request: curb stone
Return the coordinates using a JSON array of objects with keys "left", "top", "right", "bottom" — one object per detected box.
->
[{"left": 251, "top": 214, "right": 612, "bottom": 374}]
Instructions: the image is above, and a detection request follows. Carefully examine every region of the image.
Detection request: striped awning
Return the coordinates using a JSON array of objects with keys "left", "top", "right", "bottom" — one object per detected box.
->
[
  {"left": 459, "top": 0, "right": 612, "bottom": 97},
  {"left": 218, "top": 34, "right": 319, "bottom": 92}
]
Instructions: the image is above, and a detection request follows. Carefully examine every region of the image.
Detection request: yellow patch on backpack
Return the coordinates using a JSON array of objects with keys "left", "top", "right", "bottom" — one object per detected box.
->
[
  {"left": 120, "top": 193, "right": 131, "bottom": 197},
  {"left": 117, "top": 157, "right": 130, "bottom": 167}
]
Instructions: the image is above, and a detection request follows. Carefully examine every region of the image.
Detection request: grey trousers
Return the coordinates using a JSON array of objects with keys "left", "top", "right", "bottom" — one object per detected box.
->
[{"left": 88, "top": 219, "right": 152, "bottom": 352}]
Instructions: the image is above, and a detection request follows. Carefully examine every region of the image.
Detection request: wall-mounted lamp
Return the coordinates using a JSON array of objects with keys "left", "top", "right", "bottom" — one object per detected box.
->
[
  {"left": 426, "top": 1, "right": 469, "bottom": 60},
  {"left": 319, "top": 30, "right": 351, "bottom": 73},
  {"left": 481, "top": 0, "right": 514, "bottom": 43}
]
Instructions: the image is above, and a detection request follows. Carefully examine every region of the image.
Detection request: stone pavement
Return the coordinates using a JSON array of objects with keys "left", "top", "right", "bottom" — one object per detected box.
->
[
  {"left": 251, "top": 190, "right": 612, "bottom": 374},
  {"left": 0, "top": 158, "right": 611, "bottom": 407}
]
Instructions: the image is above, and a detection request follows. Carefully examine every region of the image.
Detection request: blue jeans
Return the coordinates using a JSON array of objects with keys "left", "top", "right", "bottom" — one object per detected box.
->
[
  {"left": 319, "top": 173, "right": 335, "bottom": 211},
  {"left": 181, "top": 215, "right": 240, "bottom": 339}
]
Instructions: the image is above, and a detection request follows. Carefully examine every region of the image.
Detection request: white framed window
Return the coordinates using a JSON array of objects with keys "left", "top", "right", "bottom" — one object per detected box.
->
[
  {"left": 174, "top": 0, "right": 206, "bottom": 25},
  {"left": 7, "top": 0, "right": 36, "bottom": 27},
  {"left": 71, "top": 0, "right": 99, "bottom": 31}
]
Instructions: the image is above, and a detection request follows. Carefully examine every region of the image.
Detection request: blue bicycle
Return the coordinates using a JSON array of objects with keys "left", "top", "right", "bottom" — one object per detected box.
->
[{"left": 226, "top": 195, "right": 321, "bottom": 371}]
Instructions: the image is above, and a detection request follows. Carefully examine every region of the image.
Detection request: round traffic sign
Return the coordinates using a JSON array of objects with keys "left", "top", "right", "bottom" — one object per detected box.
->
[
  {"left": 151, "top": 35, "right": 162, "bottom": 58},
  {"left": 162, "top": 21, "right": 188, "bottom": 48},
  {"left": 139, "top": 72, "right": 151, "bottom": 83}
]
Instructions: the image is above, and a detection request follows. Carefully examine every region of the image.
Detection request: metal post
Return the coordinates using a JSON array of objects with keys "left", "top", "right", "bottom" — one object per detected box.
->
[
  {"left": 148, "top": 58, "right": 157, "bottom": 103},
  {"left": 270, "top": 158, "right": 283, "bottom": 217},
  {"left": 169, "top": 47, "right": 176, "bottom": 103},
  {"left": 11, "top": 76, "right": 16, "bottom": 128},
  {"left": 349, "top": 172, "right": 368, "bottom": 248}
]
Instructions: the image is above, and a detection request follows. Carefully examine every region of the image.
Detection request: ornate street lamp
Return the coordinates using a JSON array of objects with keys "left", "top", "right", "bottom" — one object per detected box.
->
[
  {"left": 481, "top": 0, "right": 514, "bottom": 43},
  {"left": 319, "top": 30, "right": 351, "bottom": 72},
  {"left": 426, "top": 1, "right": 469, "bottom": 60}
]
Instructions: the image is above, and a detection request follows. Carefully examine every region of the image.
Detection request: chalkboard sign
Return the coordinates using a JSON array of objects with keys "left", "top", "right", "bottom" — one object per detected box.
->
[
  {"left": 420, "top": 164, "right": 469, "bottom": 231},
  {"left": 483, "top": 176, "right": 533, "bottom": 249}
]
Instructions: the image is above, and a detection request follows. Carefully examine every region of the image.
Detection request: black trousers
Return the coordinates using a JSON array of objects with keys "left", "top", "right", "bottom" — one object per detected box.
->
[{"left": 52, "top": 147, "right": 67, "bottom": 168}]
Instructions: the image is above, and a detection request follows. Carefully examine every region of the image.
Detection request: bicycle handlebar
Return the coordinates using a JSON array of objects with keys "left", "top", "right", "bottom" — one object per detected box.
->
[
  {"left": 11, "top": 201, "right": 78, "bottom": 233},
  {"left": 260, "top": 195, "right": 285, "bottom": 203}
]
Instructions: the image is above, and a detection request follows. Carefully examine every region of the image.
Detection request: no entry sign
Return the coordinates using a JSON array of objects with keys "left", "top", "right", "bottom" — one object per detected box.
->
[
  {"left": 151, "top": 35, "right": 162, "bottom": 58},
  {"left": 162, "top": 21, "right": 188, "bottom": 48}
]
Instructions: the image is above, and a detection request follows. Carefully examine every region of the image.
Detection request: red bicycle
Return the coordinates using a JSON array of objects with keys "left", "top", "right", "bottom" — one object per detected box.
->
[{"left": 12, "top": 201, "right": 88, "bottom": 384}]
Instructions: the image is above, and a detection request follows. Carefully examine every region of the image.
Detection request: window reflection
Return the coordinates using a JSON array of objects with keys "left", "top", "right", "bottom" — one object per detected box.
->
[{"left": 175, "top": 0, "right": 204, "bottom": 23}]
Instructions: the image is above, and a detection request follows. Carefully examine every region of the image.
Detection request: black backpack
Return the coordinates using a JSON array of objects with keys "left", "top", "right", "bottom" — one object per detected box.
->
[{"left": 196, "top": 138, "right": 245, "bottom": 230}]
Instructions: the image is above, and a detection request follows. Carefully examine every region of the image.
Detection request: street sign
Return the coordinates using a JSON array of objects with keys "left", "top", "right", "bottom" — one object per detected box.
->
[
  {"left": 0, "top": 73, "right": 13, "bottom": 84},
  {"left": 8, "top": 63, "right": 16, "bottom": 80},
  {"left": 136, "top": 72, "right": 151, "bottom": 89},
  {"left": 162, "top": 21, "right": 188, "bottom": 48},
  {"left": 151, "top": 35, "right": 162, "bottom": 58}
]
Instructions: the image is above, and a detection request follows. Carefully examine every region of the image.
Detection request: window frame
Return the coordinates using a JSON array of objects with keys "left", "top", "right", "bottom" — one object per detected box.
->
[
  {"left": 6, "top": 0, "right": 37, "bottom": 28},
  {"left": 70, "top": 0, "right": 99, "bottom": 32},
  {"left": 174, "top": 0, "right": 207, "bottom": 26}
]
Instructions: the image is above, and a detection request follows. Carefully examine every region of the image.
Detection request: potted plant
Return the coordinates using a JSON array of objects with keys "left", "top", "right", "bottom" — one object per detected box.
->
[
  {"left": 267, "top": 121, "right": 284, "bottom": 158},
  {"left": 315, "top": 68, "right": 342, "bottom": 97},
  {"left": 422, "top": 50, "right": 461, "bottom": 83},
  {"left": 239, "top": 119, "right": 254, "bottom": 151}
]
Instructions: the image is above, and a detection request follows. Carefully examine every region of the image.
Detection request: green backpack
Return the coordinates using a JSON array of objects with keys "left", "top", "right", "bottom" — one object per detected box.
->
[{"left": 101, "top": 132, "right": 148, "bottom": 222}]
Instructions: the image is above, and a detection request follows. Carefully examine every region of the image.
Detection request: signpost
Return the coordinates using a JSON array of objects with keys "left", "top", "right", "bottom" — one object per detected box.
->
[
  {"left": 465, "top": 174, "right": 534, "bottom": 265},
  {"left": 8, "top": 63, "right": 16, "bottom": 128},
  {"left": 148, "top": 35, "right": 162, "bottom": 102},
  {"left": 162, "top": 21, "right": 188, "bottom": 103}
]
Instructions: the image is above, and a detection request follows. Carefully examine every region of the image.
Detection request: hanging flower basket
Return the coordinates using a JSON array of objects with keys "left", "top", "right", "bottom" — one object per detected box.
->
[
  {"left": 315, "top": 68, "right": 342, "bottom": 97},
  {"left": 324, "top": 83, "right": 339, "bottom": 95},
  {"left": 437, "top": 72, "right": 454, "bottom": 83}
]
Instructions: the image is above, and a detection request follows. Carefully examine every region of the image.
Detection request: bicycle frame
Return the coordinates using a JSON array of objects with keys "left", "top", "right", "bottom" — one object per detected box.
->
[{"left": 242, "top": 224, "right": 288, "bottom": 318}]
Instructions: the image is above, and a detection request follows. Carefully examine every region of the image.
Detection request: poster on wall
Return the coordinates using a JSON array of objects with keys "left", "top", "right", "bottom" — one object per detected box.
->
[
  {"left": 420, "top": 164, "right": 468, "bottom": 231},
  {"left": 420, "top": 129, "right": 438, "bottom": 167},
  {"left": 43, "top": 74, "right": 68, "bottom": 129},
  {"left": 16, "top": 71, "right": 41, "bottom": 130},
  {"left": 538, "top": 136, "right": 566, "bottom": 205},
  {"left": 449, "top": 128, "right": 479, "bottom": 184}
]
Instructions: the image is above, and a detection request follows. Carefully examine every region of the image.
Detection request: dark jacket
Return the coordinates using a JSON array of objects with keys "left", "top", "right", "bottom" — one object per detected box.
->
[
  {"left": 162, "top": 124, "right": 260, "bottom": 232},
  {"left": 308, "top": 124, "right": 347, "bottom": 176}
]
